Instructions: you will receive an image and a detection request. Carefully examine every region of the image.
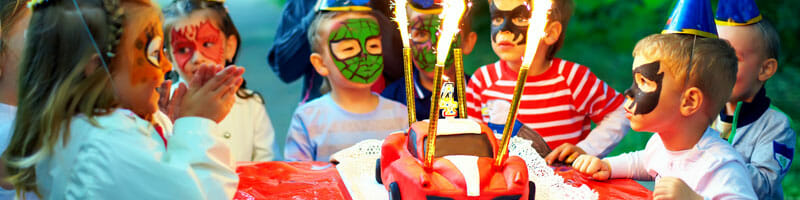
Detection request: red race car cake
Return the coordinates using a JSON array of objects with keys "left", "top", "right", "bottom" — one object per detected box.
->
[{"left": 377, "top": 118, "right": 534, "bottom": 200}]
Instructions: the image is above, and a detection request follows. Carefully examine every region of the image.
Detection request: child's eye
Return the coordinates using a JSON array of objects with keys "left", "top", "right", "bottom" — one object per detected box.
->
[
  {"left": 204, "top": 42, "right": 215, "bottom": 48},
  {"left": 330, "top": 39, "right": 362, "bottom": 60},
  {"left": 512, "top": 17, "right": 529, "bottom": 26},
  {"left": 178, "top": 47, "right": 191, "bottom": 54},
  {"left": 491, "top": 17, "right": 504, "bottom": 26},
  {"left": 146, "top": 36, "right": 163, "bottom": 67},
  {"left": 410, "top": 29, "right": 430, "bottom": 43},
  {"left": 366, "top": 36, "right": 382, "bottom": 55}
]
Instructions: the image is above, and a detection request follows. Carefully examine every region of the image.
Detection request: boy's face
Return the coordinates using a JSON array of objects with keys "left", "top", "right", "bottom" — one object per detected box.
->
[
  {"left": 168, "top": 10, "right": 229, "bottom": 82},
  {"left": 623, "top": 56, "right": 682, "bottom": 132},
  {"left": 320, "top": 14, "right": 383, "bottom": 88},
  {"left": 489, "top": 0, "right": 529, "bottom": 62},
  {"left": 408, "top": 7, "right": 460, "bottom": 73},
  {"left": 717, "top": 25, "right": 766, "bottom": 102},
  {"left": 113, "top": 5, "right": 171, "bottom": 118}
]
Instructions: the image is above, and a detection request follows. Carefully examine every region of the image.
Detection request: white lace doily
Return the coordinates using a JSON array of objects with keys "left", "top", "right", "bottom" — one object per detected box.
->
[{"left": 331, "top": 136, "right": 599, "bottom": 200}]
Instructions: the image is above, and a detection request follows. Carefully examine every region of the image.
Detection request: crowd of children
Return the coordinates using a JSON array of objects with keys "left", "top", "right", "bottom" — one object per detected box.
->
[{"left": 0, "top": 0, "right": 794, "bottom": 199}]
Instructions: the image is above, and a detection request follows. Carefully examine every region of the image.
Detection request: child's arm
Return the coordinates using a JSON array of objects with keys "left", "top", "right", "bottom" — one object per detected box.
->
[
  {"left": 284, "top": 111, "right": 315, "bottom": 161},
  {"left": 465, "top": 68, "right": 486, "bottom": 121},
  {"left": 744, "top": 121, "right": 795, "bottom": 198},
  {"left": 602, "top": 150, "right": 653, "bottom": 181},
  {"left": 267, "top": 0, "right": 318, "bottom": 83},
  {"left": 252, "top": 101, "right": 276, "bottom": 161},
  {"left": 576, "top": 105, "right": 630, "bottom": 157},
  {"left": 674, "top": 161, "right": 757, "bottom": 200}
]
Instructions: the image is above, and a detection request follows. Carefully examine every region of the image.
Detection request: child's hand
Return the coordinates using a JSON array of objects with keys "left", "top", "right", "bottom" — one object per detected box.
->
[
  {"left": 571, "top": 155, "right": 611, "bottom": 180},
  {"left": 545, "top": 143, "right": 586, "bottom": 164},
  {"left": 157, "top": 80, "right": 175, "bottom": 122},
  {"left": 175, "top": 64, "right": 244, "bottom": 123},
  {"left": 653, "top": 177, "right": 703, "bottom": 200}
]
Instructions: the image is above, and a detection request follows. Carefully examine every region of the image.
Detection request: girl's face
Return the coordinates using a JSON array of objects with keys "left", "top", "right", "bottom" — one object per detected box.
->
[
  {"left": 168, "top": 10, "right": 233, "bottom": 82},
  {"left": 0, "top": 9, "right": 31, "bottom": 90},
  {"left": 112, "top": 5, "right": 171, "bottom": 117}
]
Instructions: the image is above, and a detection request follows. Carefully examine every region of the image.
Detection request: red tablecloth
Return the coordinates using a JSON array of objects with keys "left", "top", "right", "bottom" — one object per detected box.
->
[{"left": 234, "top": 162, "right": 651, "bottom": 200}]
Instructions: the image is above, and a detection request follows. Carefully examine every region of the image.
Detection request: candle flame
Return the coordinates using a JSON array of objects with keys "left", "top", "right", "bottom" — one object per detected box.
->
[
  {"left": 434, "top": 0, "right": 466, "bottom": 66},
  {"left": 521, "top": 0, "right": 553, "bottom": 67},
  {"left": 393, "top": 0, "right": 411, "bottom": 47}
]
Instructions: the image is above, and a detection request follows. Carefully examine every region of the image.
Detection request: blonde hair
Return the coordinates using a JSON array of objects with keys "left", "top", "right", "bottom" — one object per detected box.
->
[
  {"left": 1, "top": 0, "right": 151, "bottom": 198},
  {"left": 632, "top": 33, "right": 738, "bottom": 117}
]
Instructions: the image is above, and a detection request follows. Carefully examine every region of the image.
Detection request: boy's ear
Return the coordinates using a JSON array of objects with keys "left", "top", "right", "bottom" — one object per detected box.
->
[
  {"left": 310, "top": 52, "right": 329, "bottom": 77},
  {"left": 679, "top": 87, "right": 703, "bottom": 117},
  {"left": 224, "top": 35, "right": 239, "bottom": 63},
  {"left": 542, "top": 21, "right": 562, "bottom": 46},
  {"left": 758, "top": 58, "right": 778, "bottom": 82},
  {"left": 461, "top": 32, "right": 478, "bottom": 55}
]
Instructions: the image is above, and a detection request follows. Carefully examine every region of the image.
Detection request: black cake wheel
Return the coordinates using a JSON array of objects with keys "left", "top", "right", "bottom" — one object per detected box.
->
[
  {"left": 389, "top": 182, "right": 401, "bottom": 200},
  {"left": 375, "top": 159, "right": 382, "bottom": 184}
]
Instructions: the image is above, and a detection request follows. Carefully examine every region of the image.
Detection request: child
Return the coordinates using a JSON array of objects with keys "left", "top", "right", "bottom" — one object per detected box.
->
[
  {"left": 2, "top": 0, "right": 242, "bottom": 198},
  {"left": 572, "top": 33, "right": 757, "bottom": 199},
  {"left": 381, "top": 0, "right": 477, "bottom": 121},
  {"left": 284, "top": 2, "right": 409, "bottom": 162},
  {"left": 714, "top": 0, "right": 796, "bottom": 198},
  {"left": 163, "top": 0, "right": 276, "bottom": 162},
  {"left": 466, "top": 0, "right": 629, "bottom": 163}
]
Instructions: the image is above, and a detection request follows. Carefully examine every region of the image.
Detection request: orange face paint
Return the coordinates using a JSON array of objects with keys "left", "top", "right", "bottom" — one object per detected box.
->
[{"left": 130, "top": 22, "right": 170, "bottom": 85}]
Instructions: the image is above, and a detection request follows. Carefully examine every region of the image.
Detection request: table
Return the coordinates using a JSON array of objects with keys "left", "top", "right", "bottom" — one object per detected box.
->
[{"left": 233, "top": 161, "right": 651, "bottom": 200}]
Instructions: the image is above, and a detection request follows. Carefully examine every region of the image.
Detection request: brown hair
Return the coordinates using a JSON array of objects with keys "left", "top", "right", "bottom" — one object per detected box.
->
[
  {"left": 162, "top": 0, "right": 262, "bottom": 102},
  {"left": 0, "top": 0, "right": 25, "bottom": 54},
  {"left": 1, "top": 0, "right": 150, "bottom": 197},
  {"left": 545, "top": 0, "right": 573, "bottom": 60},
  {"left": 632, "top": 34, "right": 738, "bottom": 118}
]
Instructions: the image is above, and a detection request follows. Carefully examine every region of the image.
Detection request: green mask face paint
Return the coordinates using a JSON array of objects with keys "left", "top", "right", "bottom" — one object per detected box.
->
[
  {"left": 409, "top": 14, "right": 461, "bottom": 72},
  {"left": 328, "top": 18, "right": 383, "bottom": 84}
]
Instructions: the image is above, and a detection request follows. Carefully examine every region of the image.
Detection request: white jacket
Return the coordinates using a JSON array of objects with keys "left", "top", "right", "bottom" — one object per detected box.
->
[{"left": 35, "top": 108, "right": 238, "bottom": 199}]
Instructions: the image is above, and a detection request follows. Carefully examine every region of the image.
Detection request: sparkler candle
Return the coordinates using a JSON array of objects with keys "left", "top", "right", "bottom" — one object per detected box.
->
[
  {"left": 495, "top": 0, "right": 552, "bottom": 167},
  {"left": 424, "top": 0, "right": 466, "bottom": 169},
  {"left": 393, "top": 0, "right": 417, "bottom": 125}
]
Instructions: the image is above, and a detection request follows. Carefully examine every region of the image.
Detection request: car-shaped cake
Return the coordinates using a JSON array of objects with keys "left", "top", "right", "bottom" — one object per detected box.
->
[{"left": 377, "top": 118, "right": 534, "bottom": 200}]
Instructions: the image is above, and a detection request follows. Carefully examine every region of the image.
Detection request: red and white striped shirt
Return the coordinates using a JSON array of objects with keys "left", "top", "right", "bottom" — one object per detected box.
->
[{"left": 466, "top": 58, "right": 625, "bottom": 148}]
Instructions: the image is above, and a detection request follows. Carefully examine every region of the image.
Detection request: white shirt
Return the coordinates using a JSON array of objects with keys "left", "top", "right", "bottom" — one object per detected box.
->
[
  {"left": 173, "top": 82, "right": 275, "bottom": 162},
  {"left": 216, "top": 92, "right": 275, "bottom": 161},
  {"left": 35, "top": 108, "right": 238, "bottom": 199},
  {"left": 606, "top": 128, "right": 757, "bottom": 199}
]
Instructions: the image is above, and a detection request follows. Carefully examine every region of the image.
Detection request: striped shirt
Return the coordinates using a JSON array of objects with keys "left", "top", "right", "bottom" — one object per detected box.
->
[{"left": 466, "top": 58, "right": 625, "bottom": 149}]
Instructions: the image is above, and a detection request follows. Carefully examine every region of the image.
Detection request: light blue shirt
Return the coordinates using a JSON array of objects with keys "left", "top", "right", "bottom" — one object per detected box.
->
[{"left": 284, "top": 94, "right": 409, "bottom": 162}]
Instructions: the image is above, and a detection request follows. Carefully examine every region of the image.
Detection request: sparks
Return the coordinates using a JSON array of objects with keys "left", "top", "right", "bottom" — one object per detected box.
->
[
  {"left": 393, "top": 0, "right": 411, "bottom": 48},
  {"left": 434, "top": 0, "right": 466, "bottom": 66},
  {"left": 521, "top": 0, "right": 553, "bottom": 67}
]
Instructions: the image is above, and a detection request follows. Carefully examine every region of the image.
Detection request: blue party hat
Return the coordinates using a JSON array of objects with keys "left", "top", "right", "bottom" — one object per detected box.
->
[
  {"left": 409, "top": 0, "right": 443, "bottom": 14},
  {"left": 662, "top": 0, "right": 718, "bottom": 38},
  {"left": 316, "top": 0, "right": 371, "bottom": 12},
  {"left": 715, "top": 0, "right": 762, "bottom": 26}
]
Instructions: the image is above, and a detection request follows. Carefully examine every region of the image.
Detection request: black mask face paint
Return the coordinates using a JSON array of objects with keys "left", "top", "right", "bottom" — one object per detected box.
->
[
  {"left": 624, "top": 61, "right": 664, "bottom": 115},
  {"left": 490, "top": 0, "right": 529, "bottom": 45}
]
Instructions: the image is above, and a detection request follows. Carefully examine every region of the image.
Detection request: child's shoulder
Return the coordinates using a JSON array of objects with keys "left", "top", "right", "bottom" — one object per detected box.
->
[
  {"left": 378, "top": 94, "right": 408, "bottom": 111},
  {"left": 696, "top": 128, "right": 746, "bottom": 167}
]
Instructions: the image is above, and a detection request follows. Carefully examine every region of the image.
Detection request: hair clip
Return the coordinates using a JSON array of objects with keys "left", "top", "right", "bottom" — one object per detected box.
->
[
  {"left": 207, "top": 0, "right": 225, "bottom": 3},
  {"left": 27, "top": 0, "right": 49, "bottom": 9}
]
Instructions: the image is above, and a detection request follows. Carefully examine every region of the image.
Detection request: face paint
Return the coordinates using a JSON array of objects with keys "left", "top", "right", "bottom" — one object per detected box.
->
[
  {"left": 490, "top": 0, "right": 529, "bottom": 45},
  {"left": 328, "top": 18, "right": 383, "bottom": 84},
  {"left": 132, "top": 23, "right": 170, "bottom": 84},
  {"left": 624, "top": 61, "right": 664, "bottom": 115},
  {"left": 409, "top": 14, "right": 460, "bottom": 72},
  {"left": 170, "top": 20, "right": 225, "bottom": 72}
]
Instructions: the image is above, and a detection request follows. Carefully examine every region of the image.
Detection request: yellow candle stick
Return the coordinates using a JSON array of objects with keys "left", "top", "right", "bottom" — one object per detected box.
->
[
  {"left": 454, "top": 48, "right": 467, "bottom": 119},
  {"left": 495, "top": 0, "right": 553, "bottom": 167},
  {"left": 403, "top": 48, "right": 416, "bottom": 125}
]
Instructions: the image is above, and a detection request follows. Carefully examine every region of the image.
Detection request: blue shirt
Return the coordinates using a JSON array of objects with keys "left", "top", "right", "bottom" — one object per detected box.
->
[{"left": 284, "top": 94, "right": 409, "bottom": 161}]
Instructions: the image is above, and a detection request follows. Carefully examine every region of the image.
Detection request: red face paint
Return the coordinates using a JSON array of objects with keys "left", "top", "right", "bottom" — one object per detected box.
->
[{"left": 170, "top": 20, "right": 225, "bottom": 72}]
